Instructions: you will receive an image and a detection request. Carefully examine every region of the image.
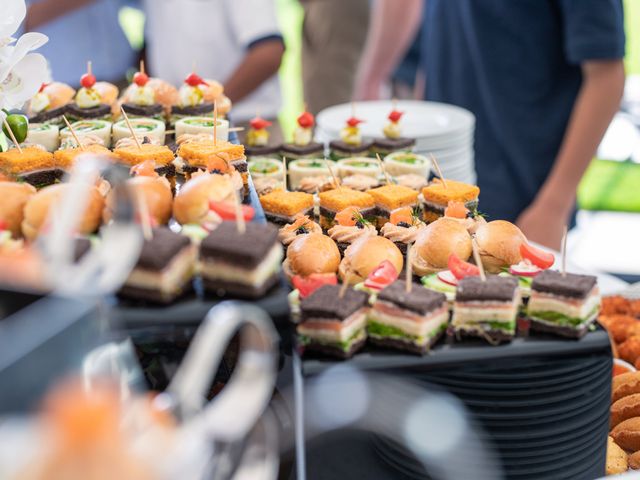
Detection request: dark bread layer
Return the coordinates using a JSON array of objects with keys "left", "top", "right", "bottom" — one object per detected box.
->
[
  {"left": 171, "top": 103, "right": 214, "bottom": 116},
  {"left": 377, "top": 280, "right": 446, "bottom": 316},
  {"left": 136, "top": 227, "right": 192, "bottom": 271},
  {"left": 245, "top": 145, "right": 281, "bottom": 157},
  {"left": 528, "top": 318, "right": 592, "bottom": 339},
  {"left": 265, "top": 208, "right": 314, "bottom": 225},
  {"left": 66, "top": 103, "right": 111, "bottom": 119},
  {"left": 298, "top": 335, "right": 367, "bottom": 359},
  {"left": 202, "top": 273, "right": 279, "bottom": 299},
  {"left": 121, "top": 102, "right": 164, "bottom": 117},
  {"left": 456, "top": 276, "right": 519, "bottom": 302},
  {"left": 319, "top": 206, "right": 377, "bottom": 219},
  {"left": 18, "top": 168, "right": 65, "bottom": 188},
  {"left": 329, "top": 140, "right": 373, "bottom": 154},
  {"left": 117, "top": 281, "right": 193, "bottom": 305},
  {"left": 531, "top": 269, "right": 597, "bottom": 299},
  {"left": 454, "top": 327, "right": 514, "bottom": 343},
  {"left": 29, "top": 105, "right": 67, "bottom": 123},
  {"left": 280, "top": 142, "right": 324, "bottom": 156},
  {"left": 372, "top": 137, "right": 416, "bottom": 151},
  {"left": 300, "top": 285, "right": 368, "bottom": 321},
  {"left": 200, "top": 221, "right": 279, "bottom": 268}
]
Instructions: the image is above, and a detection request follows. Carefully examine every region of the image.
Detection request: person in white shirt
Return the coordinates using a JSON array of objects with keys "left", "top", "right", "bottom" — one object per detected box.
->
[{"left": 144, "top": 0, "right": 285, "bottom": 140}]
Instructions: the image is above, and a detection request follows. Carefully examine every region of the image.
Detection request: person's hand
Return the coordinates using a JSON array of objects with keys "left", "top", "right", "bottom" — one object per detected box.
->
[
  {"left": 353, "top": 77, "right": 383, "bottom": 101},
  {"left": 516, "top": 201, "right": 568, "bottom": 250}
]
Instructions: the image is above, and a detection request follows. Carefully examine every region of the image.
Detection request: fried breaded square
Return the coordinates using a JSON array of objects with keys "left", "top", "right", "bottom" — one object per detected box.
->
[
  {"left": 114, "top": 144, "right": 175, "bottom": 166},
  {"left": 259, "top": 189, "right": 314, "bottom": 216},
  {"left": 54, "top": 144, "right": 117, "bottom": 169},
  {"left": 368, "top": 184, "right": 418, "bottom": 211},
  {"left": 318, "top": 188, "right": 375, "bottom": 212},
  {"left": 0, "top": 147, "right": 55, "bottom": 175},
  {"left": 421, "top": 179, "right": 479, "bottom": 206}
]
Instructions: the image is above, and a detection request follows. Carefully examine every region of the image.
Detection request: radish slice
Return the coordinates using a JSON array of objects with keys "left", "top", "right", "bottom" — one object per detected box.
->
[
  {"left": 509, "top": 263, "right": 542, "bottom": 277},
  {"left": 437, "top": 270, "right": 459, "bottom": 286}
]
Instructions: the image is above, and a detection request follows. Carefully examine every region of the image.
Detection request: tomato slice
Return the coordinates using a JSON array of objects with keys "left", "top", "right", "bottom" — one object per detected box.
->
[
  {"left": 448, "top": 253, "right": 480, "bottom": 280},
  {"left": 437, "top": 270, "right": 458, "bottom": 286},
  {"left": 364, "top": 260, "right": 399, "bottom": 290},
  {"left": 335, "top": 206, "right": 360, "bottom": 227},
  {"left": 209, "top": 200, "right": 255, "bottom": 222},
  {"left": 0, "top": 220, "right": 7, "bottom": 231},
  {"left": 293, "top": 273, "right": 338, "bottom": 298},
  {"left": 444, "top": 201, "right": 469, "bottom": 219},
  {"left": 389, "top": 207, "right": 413, "bottom": 226},
  {"left": 520, "top": 242, "right": 555, "bottom": 270}
]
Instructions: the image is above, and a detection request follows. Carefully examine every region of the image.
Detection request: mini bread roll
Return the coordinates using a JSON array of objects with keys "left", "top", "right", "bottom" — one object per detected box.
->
[
  {"left": 613, "top": 372, "right": 640, "bottom": 403},
  {"left": 628, "top": 450, "right": 640, "bottom": 469},
  {"left": 339, "top": 236, "right": 403, "bottom": 285},
  {"left": 172, "top": 174, "right": 235, "bottom": 225},
  {"left": 611, "top": 417, "right": 640, "bottom": 452},
  {"left": 611, "top": 394, "right": 640, "bottom": 429},
  {"left": 607, "top": 436, "right": 628, "bottom": 475},
  {"left": 284, "top": 233, "right": 340, "bottom": 281},
  {"left": 0, "top": 182, "right": 37, "bottom": 237},
  {"left": 411, "top": 218, "right": 472, "bottom": 275},
  {"left": 475, "top": 220, "right": 526, "bottom": 273},
  {"left": 103, "top": 176, "right": 173, "bottom": 226}
]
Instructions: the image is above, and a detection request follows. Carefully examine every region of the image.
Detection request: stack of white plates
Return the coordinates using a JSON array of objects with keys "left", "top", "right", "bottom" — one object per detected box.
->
[{"left": 316, "top": 100, "right": 476, "bottom": 183}]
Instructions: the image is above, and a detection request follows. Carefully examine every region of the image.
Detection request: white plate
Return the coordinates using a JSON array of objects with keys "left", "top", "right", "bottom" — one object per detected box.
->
[{"left": 317, "top": 100, "right": 475, "bottom": 141}]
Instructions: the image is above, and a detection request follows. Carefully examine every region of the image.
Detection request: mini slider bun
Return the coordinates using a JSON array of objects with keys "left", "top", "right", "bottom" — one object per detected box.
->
[
  {"left": 173, "top": 173, "right": 235, "bottom": 225},
  {"left": 412, "top": 218, "right": 472, "bottom": 276},
  {"left": 22, "top": 184, "right": 104, "bottom": 241},
  {"left": 0, "top": 182, "right": 37, "bottom": 237},
  {"left": 103, "top": 176, "right": 173, "bottom": 225},
  {"left": 283, "top": 233, "right": 340, "bottom": 281},
  {"left": 475, "top": 220, "right": 526, "bottom": 273},
  {"left": 339, "top": 236, "right": 403, "bottom": 285}
]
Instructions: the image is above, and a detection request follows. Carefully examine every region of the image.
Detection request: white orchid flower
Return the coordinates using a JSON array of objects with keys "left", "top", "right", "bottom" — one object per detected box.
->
[{"left": 0, "top": 0, "right": 49, "bottom": 111}]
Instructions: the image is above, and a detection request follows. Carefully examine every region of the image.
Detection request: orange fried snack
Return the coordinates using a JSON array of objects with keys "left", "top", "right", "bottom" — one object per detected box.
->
[
  {"left": 177, "top": 140, "right": 245, "bottom": 173},
  {"left": 619, "top": 336, "right": 640, "bottom": 366},
  {"left": 0, "top": 147, "right": 55, "bottom": 175},
  {"left": 114, "top": 144, "right": 175, "bottom": 167},
  {"left": 54, "top": 144, "right": 117, "bottom": 169}
]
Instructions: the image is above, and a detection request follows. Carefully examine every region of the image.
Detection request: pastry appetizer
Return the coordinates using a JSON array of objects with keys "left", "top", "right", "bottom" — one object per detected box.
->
[
  {"left": 0, "top": 146, "right": 60, "bottom": 188},
  {"left": 371, "top": 108, "right": 415, "bottom": 156},
  {"left": 327, "top": 206, "right": 377, "bottom": 255},
  {"left": 283, "top": 232, "right": 340, "bottom": 281},
  {"left": 420, "top": 179, "right": 480, "bottom": 223},
  {"left": 60, "top": 119, "right": 113, "bottom": 148},
  {"left": 245, "top": 115, "right": 280, "bottom": 159},
  {"left": 259, "top": 189, "right": 314, "bottom": 224},
  {"left": 337, "top": 157, "right": 381, "bottom": 179},
  {"left": 200, "top": 221, "right": 283, "bottom": 298},
  {"left": 27, "top": 82, "right": 75, "bottom": 127},
  {"left": 527, "top": 270, "right": 600, "bottom": 339},
  {"left": 278, "top": 215, "right": 322, "bottom": 246},
  {"left": 112, "top": 118, "right": 165, "bottom": 145},
  {"left": 248, "top": 157, "right": 284, "bottom": 186},
  {"left": 318, "top": 187, "right": 375, "bottom": 230},
  {"left": 288, "top": 159, "right": 333, "bottom": 191},
  {"left": 339, "top": 236, "right": 403, "bottom": 285},
  {"left": 175, "top": 140, "right": 246, "bottom": 184},
  {"left": 368, "top": 280, "right": 448, "bottom": 354},
  {"left": 118, "top": 227, "right": 197, "bottom": 304},
  {"left": 367, "top": 184, "right": 419, "bottom": 227},
  {"left": 121, "top": 66, "right": 164, "bottom": 121},
  {"left": 341, "top": 173, "right": 380, "bottom": 192},
  {"left": 297, "top": 284, "right": 369, "bottom": 358},
  {"left": 175, "top": 116, "right": 229, "bottom": 142},
  {"left": 170, "top": 72, "right": 215, "bottom": 125},
  {"left": 26, "top": 123, "right": 60, "bottom": 152},
  {"left": 383, "top": 151, "right": 430, "bottom": 178},
  {"left": 380, "top": 206, "right": 425, "bottom": 256},
  {"left": 281, "top": 109, "right": 323, "bottom": 162},
  {"left": 329, "top": 116, "right": 373, "bottom": 160},
  {"left": 66, "top": 67, "right": 115, "bottom": 122},
  {"left": 452, "top": 276, "right": 520, "bottom": 343},
  {"left": 172, "top": 173, "right": 237, "bottom": 227},
  {"left": 54, "top": 144, "right": 117, "bottom": 171}
]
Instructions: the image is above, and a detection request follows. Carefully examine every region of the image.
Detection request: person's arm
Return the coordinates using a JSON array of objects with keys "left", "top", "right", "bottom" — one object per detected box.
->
[
  {"left": 25, "top": 0, "right": 96, "bottom": 31},
  {"left": 223, "top": 38, "right": 284, "bottom": 104},
  {"left": 516, "top": 60, "right": 625, "bottom": 249},
  {"left": 354, "top": 0, "right": 423, "bottom": 100}
]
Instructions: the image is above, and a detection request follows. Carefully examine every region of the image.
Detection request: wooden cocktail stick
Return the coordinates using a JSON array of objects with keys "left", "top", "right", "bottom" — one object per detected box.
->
[
  {"left": 62, "top": 115, "right": 85, "bottom": 151},
  {"left": 120, "top": 107, "right": 142, "bottom": 150},
  {"left": 429, "top": 153, "right": 447, "bottom": 189}
]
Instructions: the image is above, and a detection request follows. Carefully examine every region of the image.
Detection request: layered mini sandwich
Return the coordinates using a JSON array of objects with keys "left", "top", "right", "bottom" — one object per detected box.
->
[
  {"left": 297, "top": 284, "right": 369, "bottom": 358},
  {"left": 66, "top": 69, "right": 117, "bottom": 122},
  {"left": 200, "top": 221, "right": 283, "bottom": 298},
  {"left": 175, "top": 140, "right": 247, "bottom": 185},
  {"left": 527, "top": 270, "right": 600, "bottom": 338},
  {"left": 120, "top": 66, "right": 165, "bottom": 121},
  {"left": 0, "top": 147, "right": 61, "bottom": 188},
  {"left": 371, "top": 108, "right": 416, "bottom": 156},
  {"left": 118, "top": 227, "right": 197, "bottom": 304},
  {"left": 452, "top": 276, "right": 520, "bottom": 343},
  {"left": 259, "top": 189, "right": 314, "bottom": 225},
  {"left": 244, "top": 116, "right": 281, "bottom": 159},
  {"left": 318, "top": 187, "right": 375, "bottom": 230},
  {"left": 368, "top": 280, "right": 448, "bottom": 354},
  {"left": 420, "top": 179, "right": 479, "bottom": 223},
  {"left": 329, "top": 116, "right": 373, "bottom": 161},
  {"left": 27, "top": 82, "right": 75, "bottom": 127},
  {"left": 114, "top": 143, "right": 176, "bottom": 181},
  {"left": 367, "top": 184, "right": 418, "bottom": 227},
  {"left": 280, "top": 109, "right": 323, "bottom": 162},
  {"left": 54, "top": 144, "right": 118, "bottom": 172}
]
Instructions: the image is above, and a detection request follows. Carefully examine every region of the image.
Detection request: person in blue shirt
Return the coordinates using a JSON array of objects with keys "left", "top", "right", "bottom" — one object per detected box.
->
[
  {"left": 355, "top": 0, "right": 626, "bottom": 250},
  {"left": 24, "top": 0, "right": 137, "bottom": 85}
]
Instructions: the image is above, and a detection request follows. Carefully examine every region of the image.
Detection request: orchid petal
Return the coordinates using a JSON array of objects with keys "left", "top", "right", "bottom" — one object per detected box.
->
[
  {"left": 0, "top": 53, "right": 48, "bottom": 110},
  {"left": 0, "top": 0, "right": 26, "bottom": 39}
]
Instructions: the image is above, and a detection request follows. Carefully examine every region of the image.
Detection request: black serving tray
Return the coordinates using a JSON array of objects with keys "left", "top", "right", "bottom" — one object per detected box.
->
[
  {"left": 109, "top": 177, "right": 291, "bottom": 340},
  {"left": 297, "top": 328, "right": 613, "bottom": 480}
]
